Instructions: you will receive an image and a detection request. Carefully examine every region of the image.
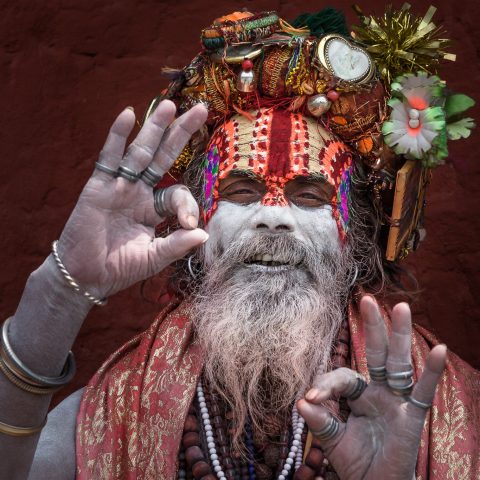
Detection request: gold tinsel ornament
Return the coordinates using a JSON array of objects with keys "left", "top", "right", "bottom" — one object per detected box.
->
[{"left": 351, "top": 3, "right": 456, "bottom": 85}]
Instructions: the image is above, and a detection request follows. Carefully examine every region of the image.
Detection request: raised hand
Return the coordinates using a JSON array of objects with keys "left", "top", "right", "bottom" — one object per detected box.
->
[
  {"left": 297, "top": 296, "right": 447, "bottom": 480},
  {"left": 57, "top": 100, "right": 208, "bottom": 300}
]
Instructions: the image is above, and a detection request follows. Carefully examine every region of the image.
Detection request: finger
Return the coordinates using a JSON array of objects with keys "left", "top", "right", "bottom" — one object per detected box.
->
[
  {"left": 94, "top": 107, "right": 136, "bottom": 180},
  {"left": 410, "top": 344, "right": 447, "bottom": 409},
  {"left": 361, "top": 296, "right": 388, "bottom": 375},
  {"left": 306, "top": 368, "right": 365, "bottom": 403},
  {"left": 151, "top": 228, "right": 208, "bottom": 271},
  {"left": 150, "top": 103, "right": 208, "bottom": 175},
  {"left": 143, "top": 185, "right": 200, "bottom": 228},
  {"left": 386, "top": 303, "right": 413, "bottom": 391},
  {"left": 121, "top": 100, "right": 177, "bottom": 172},
  {"left": 297, "top": 399, "right": 344, "bottom": 452}
]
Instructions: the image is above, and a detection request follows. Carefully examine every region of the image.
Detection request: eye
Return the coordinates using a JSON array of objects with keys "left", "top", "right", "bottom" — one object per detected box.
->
[
  {"left": 218, "top": 177, "right": 266, "bottom": 204},
  {"left": 285, "top": 179, "right": 334, "bottom": 208}
]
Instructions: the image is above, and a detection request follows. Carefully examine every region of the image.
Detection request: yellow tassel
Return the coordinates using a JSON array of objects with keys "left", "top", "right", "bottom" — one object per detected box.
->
[{"left": 279, "top": 18, "right": 310, "bottom": 36}]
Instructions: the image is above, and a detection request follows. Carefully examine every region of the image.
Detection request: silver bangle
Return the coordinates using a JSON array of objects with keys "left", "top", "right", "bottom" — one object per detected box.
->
[
  {"left": 1, "top": 317, "right": 75, "bottom": 389},
  {"left": 51, "top": 241, "right": 107, "bottom": 306}
]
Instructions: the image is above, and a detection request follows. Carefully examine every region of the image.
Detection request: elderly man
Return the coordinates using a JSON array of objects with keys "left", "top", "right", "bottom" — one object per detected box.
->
[{"left": 1, "top": 7, "right": 479, "bottom": 480}]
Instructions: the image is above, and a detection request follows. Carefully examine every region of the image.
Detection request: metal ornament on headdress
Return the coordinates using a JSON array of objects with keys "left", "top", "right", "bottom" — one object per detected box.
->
[
  {"left": 211, "top": 44, "right": 263, "bottom": 64},
  {"left": 236, "top": 59, "right": 256, "bottom": 93},
  {"left": 316, "top": 34, "right": 375, "bottom": 85},
  {"left": 307, "top": 94, "right": 332, "bottom": 117}
]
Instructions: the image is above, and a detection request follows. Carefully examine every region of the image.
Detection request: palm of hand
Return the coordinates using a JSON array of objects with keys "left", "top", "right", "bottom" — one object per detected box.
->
[
  {"left": 56, "top": 101, "right": 208, "bottom": 298},
  {"left": 59, "top": 176, "right": 156, "bottom": 295},
  {"left": 298, "top": 297, "right": 446, "bottom": 480}
]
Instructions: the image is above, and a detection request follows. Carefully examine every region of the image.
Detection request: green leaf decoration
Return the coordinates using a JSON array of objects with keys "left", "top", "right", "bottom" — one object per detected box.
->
[
  {"left": 446, "top": 117, "right": 475, "bottom": 140},
  {"left": 445, "top": 94, "right": 475, "bottom": 120}
]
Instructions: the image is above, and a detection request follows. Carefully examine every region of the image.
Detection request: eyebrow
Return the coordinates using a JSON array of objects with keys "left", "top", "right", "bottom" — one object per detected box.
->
[{"left": 226, "top": 170, "right": 329, "bottom": 183}]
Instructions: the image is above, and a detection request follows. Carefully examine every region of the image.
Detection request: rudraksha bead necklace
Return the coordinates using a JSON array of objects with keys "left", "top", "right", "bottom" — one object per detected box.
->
[{"left": 179, "top": 318, "right": 350, "bottom": 480}]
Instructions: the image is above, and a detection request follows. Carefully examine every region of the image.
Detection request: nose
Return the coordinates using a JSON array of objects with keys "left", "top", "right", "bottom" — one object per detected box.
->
[{"left": 253, "top": 206, "right": 295, "bottom": 233}]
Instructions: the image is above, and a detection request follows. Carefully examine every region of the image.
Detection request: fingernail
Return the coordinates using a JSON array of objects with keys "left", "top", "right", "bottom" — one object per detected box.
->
[
  {"left": 186, "top": 215, "right": 197, "bottom": 229},
  {"left": 201, "top": 232, "right": 209, "bottom": 243},
  {"left": 305, "top": 389, "right": 319, "bottom": 401},
  {"left": 126, "top": 106, "right": 134, "bottom": 112}
]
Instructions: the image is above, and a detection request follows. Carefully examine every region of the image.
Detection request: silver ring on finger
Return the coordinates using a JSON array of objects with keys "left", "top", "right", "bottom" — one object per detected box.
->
[
  {"left": 408, "top": 396, "right": 432, "bottom": 410},
  {"left": 368, "top": 365, "right": 387, "bottom": 382},
  {"left": 387, "top": 367, "right": 414, "bottom": 395},
  {"left": 140, "top": 166, "right": 163, "bottom": 188},
  {"left": 311, "top": 415, "right": 340, "bottom": 441},
  {"left": 389, "top": 378, "right": 415, "bottom": 396},
  {"left": 344, "top": 373, "right": 368, "bottom": 401},
  {"left": 154, "top": 187, "right": 171, "bottom": 218},
  {"left": 95, "top": 162, "right": 118, "bottom": 177},
  {"left": 386, "top": 368, "right": 414, "bottom": 380},
  {"left": 117, "top": 165, "right": 141, "bottom": 183}
]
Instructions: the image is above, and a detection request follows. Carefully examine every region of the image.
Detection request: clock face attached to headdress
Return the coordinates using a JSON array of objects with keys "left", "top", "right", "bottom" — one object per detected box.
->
[{"left": 316, "top": 34, "right": 375, "bottom": 85}]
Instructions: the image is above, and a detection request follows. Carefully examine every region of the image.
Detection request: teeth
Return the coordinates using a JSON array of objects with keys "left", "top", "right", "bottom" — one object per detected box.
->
[{"left": 246, "top": 253, "right": 295, "bottom": 265}]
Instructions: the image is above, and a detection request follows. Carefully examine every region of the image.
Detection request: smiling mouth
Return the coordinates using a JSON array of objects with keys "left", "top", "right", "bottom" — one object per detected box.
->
[{"left": 243, "top": 253, "right": 299, "bottom": 268}]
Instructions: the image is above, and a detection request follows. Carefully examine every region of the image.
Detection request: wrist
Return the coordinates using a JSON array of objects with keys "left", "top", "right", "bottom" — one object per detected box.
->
[
  {"left": 9, "top": 254, "right": 94, "bottom": 376},
  {"left": 51, "top": 240, "right": 107, "bottom": 306}
]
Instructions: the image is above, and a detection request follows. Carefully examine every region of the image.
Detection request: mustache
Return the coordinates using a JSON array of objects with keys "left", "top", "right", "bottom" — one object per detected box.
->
[{"left": 211, "top": 233, "right": 339, "bottom": 276}]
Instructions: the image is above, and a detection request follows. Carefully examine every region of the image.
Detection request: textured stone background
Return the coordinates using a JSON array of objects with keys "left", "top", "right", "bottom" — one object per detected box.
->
[{"left": 0, "top": 0, "right": 479, "bottom": 404}]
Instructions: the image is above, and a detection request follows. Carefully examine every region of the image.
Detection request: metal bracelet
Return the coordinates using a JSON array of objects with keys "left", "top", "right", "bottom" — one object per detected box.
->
[
  {"left": 154, "top": 187, "right": 171, "bottom": 218},
  {"left": 408, "top": 396, "right": 432, "bottom": 410},
  {"left": 1, "top": 317, "right": 76, "bottom": 388},
  {"left": 0, "top": 416, "right": 47, "bottom": 437},
  {"left": 368, "top": 365, "right": 387, "bottom": 382},
  {"left": 140, "top": 165, "right": 163, "bottom": 188},
  {"left": 0, "top": 356, "right": 60, "bottom": 395},
  {"left": 94, "top": 162, "right": 118, "bottom": 177},
  {"left": 117, "top": 165, "right": 140, "bottom": 182},
  {"left": 310, "top": 415, "right": 340, "bottom": 441},
  {"left": 51, "top": 241, "right": 107, "bottom": 306},
  {"left": 344, "top": 373, "right": 367, "bottom": 401}
]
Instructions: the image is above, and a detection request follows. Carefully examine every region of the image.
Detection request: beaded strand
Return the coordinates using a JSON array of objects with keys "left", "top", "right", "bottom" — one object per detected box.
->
[{"left": 197, "top": 379, "right": 226, "bottom": 479}]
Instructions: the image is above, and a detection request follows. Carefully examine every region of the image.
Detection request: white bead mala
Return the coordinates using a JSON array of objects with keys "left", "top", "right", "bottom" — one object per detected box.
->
[
  {"left": 196, "top": 379, "right": 306, "bottom": 480},
  {"left": 197, "top": 379, "right": 227, "bottom": 479}
]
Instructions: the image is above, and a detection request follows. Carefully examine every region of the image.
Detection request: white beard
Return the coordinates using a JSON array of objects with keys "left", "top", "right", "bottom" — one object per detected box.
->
[{"left": 192, "top": 217, "right": 350, "bottom": 445}]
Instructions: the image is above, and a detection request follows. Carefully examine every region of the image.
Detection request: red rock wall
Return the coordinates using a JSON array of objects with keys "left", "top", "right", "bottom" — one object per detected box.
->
[{"left": 0, "top": 1, "right": 479, "bottom": 405}]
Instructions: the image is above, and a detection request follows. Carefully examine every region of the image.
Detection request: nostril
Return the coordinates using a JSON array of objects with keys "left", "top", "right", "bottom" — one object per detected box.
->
[
  {"left": 256, "top": 223, "right": 269, "bottom": 230},
  {"left": 275, "top": 224, "right": 291, "bottom": 232}
]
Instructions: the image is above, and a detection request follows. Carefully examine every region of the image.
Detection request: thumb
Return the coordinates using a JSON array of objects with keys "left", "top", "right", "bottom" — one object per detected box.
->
[{"left": 151, "top": 228, "right": 208, "bottom": 271}]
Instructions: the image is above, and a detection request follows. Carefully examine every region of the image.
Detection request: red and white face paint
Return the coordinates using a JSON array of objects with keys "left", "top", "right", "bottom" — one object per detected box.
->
[{"left": 202, "top": 108, "right": 354, "bottom": 236}]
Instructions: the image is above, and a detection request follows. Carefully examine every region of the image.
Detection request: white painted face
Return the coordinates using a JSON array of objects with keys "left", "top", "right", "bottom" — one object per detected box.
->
[{"left": 204, "top": 200, "right": 341, "bottom": 271}]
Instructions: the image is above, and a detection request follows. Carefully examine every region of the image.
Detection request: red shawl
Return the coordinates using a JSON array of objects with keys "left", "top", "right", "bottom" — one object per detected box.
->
[{"left": 76, "top": 299, "right": 480, "bottom": 479}]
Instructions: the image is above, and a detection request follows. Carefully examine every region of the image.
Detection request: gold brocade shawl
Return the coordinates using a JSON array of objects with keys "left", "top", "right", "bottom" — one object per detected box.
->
[{"left": 76, "top": 299, "right": 480, "bottom": 479}]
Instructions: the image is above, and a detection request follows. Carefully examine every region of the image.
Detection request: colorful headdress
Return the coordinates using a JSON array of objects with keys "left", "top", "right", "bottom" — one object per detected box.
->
[{"left": 146, "top": 5, "right": 475, "bottom": 261}]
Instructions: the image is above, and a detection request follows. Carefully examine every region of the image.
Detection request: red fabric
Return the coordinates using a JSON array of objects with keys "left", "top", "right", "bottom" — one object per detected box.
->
[{"left": 76, "top": 299, "right": 480, "bottom": 479}]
